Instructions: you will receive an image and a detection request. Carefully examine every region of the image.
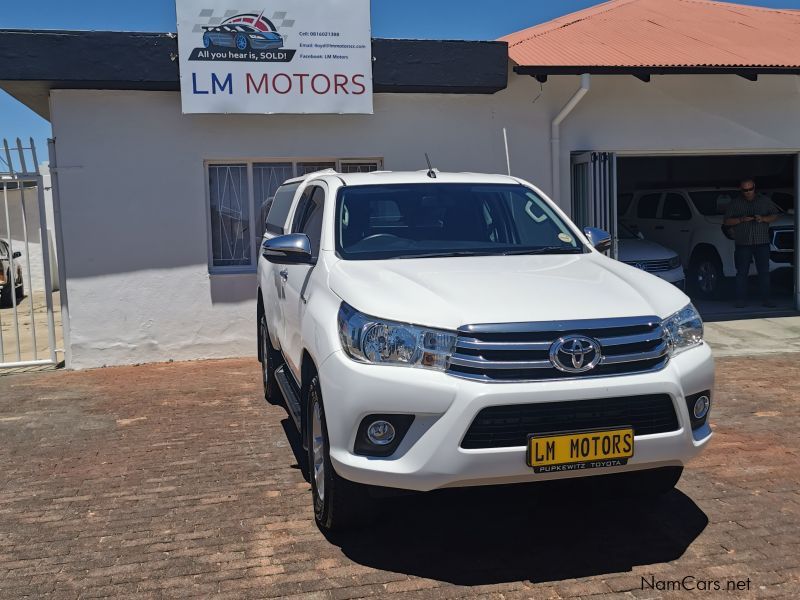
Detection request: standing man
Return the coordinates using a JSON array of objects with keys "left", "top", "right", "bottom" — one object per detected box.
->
[{"left": 723, "top": 177, "right": 780, "bottom": 308}]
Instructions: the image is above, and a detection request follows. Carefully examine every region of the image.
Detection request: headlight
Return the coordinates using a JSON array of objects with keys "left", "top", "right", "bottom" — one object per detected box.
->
[
  {"left": 662, "top": 304, "right": 703, "bottom": 356},
  {"left": 668, "top": 255, "right": 682, "bottom": 269},
  {"left": 338, "top": 303, "right": 456, "bottom": 371}
]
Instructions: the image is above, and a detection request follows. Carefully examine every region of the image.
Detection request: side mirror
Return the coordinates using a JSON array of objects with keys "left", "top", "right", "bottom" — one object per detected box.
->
[
  {"left": 583, "top": 227, "right": 612, "bottom": 253},
  {"left": 12, "top": 251, "right": 21, "bottom": 259},
  {"left": 261, "top": 234, "right": 314, "bottom": 265}
]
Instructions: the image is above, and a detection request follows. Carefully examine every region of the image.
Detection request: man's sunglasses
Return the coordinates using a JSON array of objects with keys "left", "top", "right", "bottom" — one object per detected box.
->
[{"left": 741, "top": 186, "right": 755, "bottom": 192}]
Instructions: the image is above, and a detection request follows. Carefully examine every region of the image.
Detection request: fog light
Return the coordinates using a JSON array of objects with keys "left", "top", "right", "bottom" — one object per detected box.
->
[
  {"left": 693, "top": 395, "right": 710, "bottom": 420},
  {"left": 366, "top": 420, "right": 396, "bottom": 446}
]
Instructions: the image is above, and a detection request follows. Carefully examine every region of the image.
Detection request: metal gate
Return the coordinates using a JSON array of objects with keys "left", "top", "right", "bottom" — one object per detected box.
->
[
  {"left": 0, "top": 138, "right": 60, "bottom": 368},
  {"left": 571, "top": 151, "right": 618, "bottom": 257}
]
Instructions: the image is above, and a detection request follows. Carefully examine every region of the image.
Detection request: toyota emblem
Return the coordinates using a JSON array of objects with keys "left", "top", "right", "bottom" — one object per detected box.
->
[{"left": 550, "top": 335, "right": 602, "bottom": 373}]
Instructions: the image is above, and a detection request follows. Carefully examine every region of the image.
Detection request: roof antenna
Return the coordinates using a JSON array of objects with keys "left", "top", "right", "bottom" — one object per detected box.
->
[
  {"left": 425, "top": 153, "right": 437, "bottom": 179},
  {"left": 503, "top": 127, "right": 511, "bottom": 176}
]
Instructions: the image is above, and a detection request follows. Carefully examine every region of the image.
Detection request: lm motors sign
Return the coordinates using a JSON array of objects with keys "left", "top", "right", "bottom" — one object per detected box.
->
[{"left": 176, "top": 0, "right": 373, "bottom": 114}]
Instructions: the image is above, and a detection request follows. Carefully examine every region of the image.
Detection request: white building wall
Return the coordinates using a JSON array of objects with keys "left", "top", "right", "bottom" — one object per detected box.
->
[
  {"left": 48, "top": 73, "right": 800, "bottom": 368},
  {"left": 48, "top": 83, "right": 552, "bottom": 369},
  {"left": 553, "top": 74, "right": 800, "bottom": 207}
]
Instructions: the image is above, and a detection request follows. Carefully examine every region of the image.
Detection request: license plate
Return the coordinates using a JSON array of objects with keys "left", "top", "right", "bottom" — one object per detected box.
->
[{"left": 527, "top": 427, "right": 634, "bottom": 474}]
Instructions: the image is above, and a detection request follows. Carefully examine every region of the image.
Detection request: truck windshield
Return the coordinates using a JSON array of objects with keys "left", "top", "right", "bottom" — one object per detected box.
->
[{"left": 336, "top": 183, "right": 584, "bottom": 260}]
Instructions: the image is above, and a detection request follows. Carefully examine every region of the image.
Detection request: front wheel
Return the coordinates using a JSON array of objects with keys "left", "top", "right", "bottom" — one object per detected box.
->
[
  {"left": 689, "top": 252, "right": 724, "bottom": 299},
  {"left": 0, "top": 271, "right": 11, "bottom": 308},
  {"left": 307, "top": 375, "right": 374, "bottom": 532},
  {"left": 235, "top": 33, "right": 249, "bottom": 51}
]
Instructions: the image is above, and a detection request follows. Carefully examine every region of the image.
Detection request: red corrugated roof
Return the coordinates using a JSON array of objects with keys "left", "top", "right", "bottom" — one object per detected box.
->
[{"left": 500, "top": 0, "right": 800, "bottom": 69}]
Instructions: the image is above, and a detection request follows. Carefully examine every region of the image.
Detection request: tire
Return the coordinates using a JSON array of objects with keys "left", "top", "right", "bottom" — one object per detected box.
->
[
  {"left": 689, "top": 251, "right": 724, "bottom": 299},
  {"left": 235, "top": 33, "right": 249, "bottom": 51},
  {"left": 259, "top": 314, "right": 282, "bottom": 404},
  {"left": 203, "top": 32, "right": 213, "bottom": 48},
  {"left": 306, "top": 375, "right": 374, "bottom": 532},
  {"left": 0, "top": 271, "right": 11, "bottom": 308}
]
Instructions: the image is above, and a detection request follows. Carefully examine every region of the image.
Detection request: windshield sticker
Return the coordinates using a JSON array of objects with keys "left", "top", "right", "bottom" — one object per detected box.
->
[
  {"left": 558, "top": 232, "right": 573, "bottom": 244},
  {"left": 525, "top": 201, "right": 548, "bottom": 223}
]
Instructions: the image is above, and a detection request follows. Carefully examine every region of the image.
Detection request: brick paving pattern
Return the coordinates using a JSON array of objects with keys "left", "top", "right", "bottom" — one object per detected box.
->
[{"left": 0, "top": 355, "right": 798, "bottom": 599}]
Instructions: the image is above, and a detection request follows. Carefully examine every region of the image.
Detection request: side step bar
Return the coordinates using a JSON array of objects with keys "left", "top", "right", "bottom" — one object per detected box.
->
[{"left": 274, "top": 365, "right": 303, "bottom": 435}]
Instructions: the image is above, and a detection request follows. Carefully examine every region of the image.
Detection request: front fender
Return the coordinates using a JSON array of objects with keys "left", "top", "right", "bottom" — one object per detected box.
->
[{"left": 298, "top": 263, "right": 344, "bottom": 382}]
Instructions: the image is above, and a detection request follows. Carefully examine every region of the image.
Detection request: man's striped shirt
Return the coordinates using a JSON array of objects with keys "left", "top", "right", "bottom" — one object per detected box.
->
[{"left": 723, "top": 193, "right": 780, "bottom": 246}]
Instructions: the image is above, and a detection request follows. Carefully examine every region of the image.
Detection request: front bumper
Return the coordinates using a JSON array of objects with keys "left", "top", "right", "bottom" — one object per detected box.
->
[
  {"left": 653, "top": 266, "right": 685, "bottom": 286},
  {"left": 318, "top": 343, "right": 714, "bottom": 492}
]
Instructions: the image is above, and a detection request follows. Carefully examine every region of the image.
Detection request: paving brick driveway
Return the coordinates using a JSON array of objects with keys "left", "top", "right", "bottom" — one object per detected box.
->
[{"left": 0, "top": 355, "right": 799, "bottom": 599}]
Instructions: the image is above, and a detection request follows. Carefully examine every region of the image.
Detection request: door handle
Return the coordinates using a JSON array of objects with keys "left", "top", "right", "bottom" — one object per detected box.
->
[{"left": 279, "top": 269, "right": 288, "bottom": 282}]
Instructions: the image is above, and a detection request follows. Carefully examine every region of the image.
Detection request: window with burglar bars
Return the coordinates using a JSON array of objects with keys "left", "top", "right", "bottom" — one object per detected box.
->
[
  {"left": 209, "top": 164, "right": 250, "bottom": 267},
  {"left": 208, "top": 158, "right": 382, "bottom": 270}
]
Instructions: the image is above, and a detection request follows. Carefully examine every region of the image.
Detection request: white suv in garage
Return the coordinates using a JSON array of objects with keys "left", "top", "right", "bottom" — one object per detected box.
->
[
  {"left": 257, "top": 171, "right": 714, "bottom": 531},
  {"left": 620, "top": 188, "right": 795, "bottom": 298}
]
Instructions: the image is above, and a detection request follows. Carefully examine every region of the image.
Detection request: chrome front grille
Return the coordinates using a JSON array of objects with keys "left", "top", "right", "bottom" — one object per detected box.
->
[
  {"left": 447, "top": 316, "right": 669, "bottom": 382},
  {"left": 771, "top": 228, "right": 794, "bottom": 251},
  {"left": 623, "top": 259, "right": 673, "bottom": 273}
]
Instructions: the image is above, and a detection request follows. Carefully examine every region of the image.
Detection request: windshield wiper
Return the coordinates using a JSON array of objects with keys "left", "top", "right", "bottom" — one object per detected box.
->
[
  {"left": 502, "top": 246, "right": 584, "bottom": 255},
  {"left": 394, "top": 250, "right": 500, "bottom": 259}
]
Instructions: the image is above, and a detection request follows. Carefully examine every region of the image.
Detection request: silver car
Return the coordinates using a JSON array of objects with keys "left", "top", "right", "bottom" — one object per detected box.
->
[
  {"left": 617, "top": 224, "right": 685, "bottom": 288},
  {"left": 0, "top": 239, "right": 23, "bottom": 308}
]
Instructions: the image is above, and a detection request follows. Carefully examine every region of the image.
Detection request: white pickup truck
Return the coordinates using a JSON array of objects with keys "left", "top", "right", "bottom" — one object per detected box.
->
[{"left": 257, "top": 170, "right": 713, "bottom": 531}]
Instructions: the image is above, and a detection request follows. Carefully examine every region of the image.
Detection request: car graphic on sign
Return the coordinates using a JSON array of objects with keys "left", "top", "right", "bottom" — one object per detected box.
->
[{"left": 203, "top": 23, "right": 284, "bottom": 51}]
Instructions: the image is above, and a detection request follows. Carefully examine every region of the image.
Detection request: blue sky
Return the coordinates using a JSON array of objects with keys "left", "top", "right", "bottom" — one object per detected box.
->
[{"left": 3, "top": 0, "right": 800, "bottom": 163}]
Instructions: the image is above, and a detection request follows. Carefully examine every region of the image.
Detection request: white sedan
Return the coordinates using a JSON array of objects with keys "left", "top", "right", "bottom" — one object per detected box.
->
[{"left": 618, "top": 225, "right": 685, "bottom": 288}]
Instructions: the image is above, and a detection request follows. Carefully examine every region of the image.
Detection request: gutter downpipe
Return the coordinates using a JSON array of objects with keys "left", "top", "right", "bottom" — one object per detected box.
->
[{"left": 551, "top": 73, "right": 591, "bottom": 204}]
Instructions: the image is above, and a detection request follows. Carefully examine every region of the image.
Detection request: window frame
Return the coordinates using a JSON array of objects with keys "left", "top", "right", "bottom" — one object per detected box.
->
[{"left": 205, "top": 156, "right": 383, "bottom": 273}]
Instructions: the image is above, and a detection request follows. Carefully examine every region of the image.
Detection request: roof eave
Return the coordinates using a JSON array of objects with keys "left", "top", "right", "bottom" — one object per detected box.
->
[
  {"left": 513, "top": 65, "right": 800, "bottom": 76},
  {"left": 0, "top": 30, "right": 509, "bottom": 120}
]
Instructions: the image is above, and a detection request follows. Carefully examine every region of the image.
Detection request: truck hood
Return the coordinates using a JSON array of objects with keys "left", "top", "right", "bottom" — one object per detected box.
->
[
  {"left": 326, "top": 252, "right": 688, "bottom": 330},
  {"left": 617, "top": 238, "right": 677, "bottom": 262}
]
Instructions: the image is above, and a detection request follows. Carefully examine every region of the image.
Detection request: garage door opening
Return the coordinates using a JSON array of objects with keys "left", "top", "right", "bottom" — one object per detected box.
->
[{"left": 615, "top": 154, "right": 797, "bottom": 321}]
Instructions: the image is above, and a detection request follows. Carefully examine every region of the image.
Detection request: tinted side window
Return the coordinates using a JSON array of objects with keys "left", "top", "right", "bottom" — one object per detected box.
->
[
  {"left": 636, "top": 193, "right": 661, "bottom": 219},
  {"left": 771, "top": 192, "right": 793, "bottom": 213},
  {"left": 265, "top": 182, "right": 301, "bottom": 235},
  {"left": 690, "top": 190, "right": 737, "bottom": 216},
  {"left": 297, "top": 187, "right": 325, "bottom": 259},
  {"left": 662, "top": 193, "right": 692, "bottom": 221},
  {"left": 0, "top": 241, "right": 7, "bottom": 258}
]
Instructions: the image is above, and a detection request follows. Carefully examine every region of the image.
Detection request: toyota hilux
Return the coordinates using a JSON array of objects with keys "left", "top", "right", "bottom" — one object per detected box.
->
[{"left": 257, "top": 170, "right": 713, "bottom": 531}]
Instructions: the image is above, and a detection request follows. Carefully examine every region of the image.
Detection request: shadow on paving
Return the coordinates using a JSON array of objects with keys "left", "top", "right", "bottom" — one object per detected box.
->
[
  {"left": 282, "top": 417, "right": 708, "bottom": 586},
  {"left": 334, "top": 483, "right": 707, "bottom": 585}
]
